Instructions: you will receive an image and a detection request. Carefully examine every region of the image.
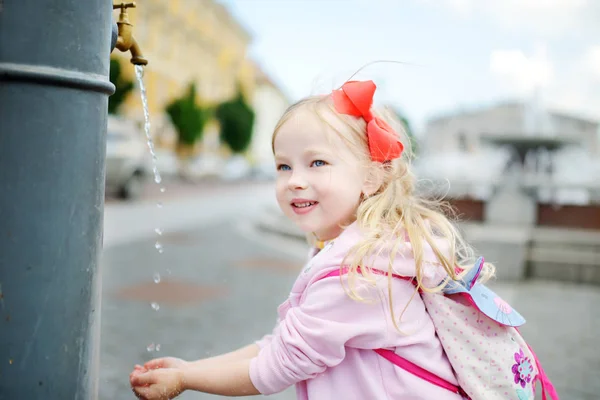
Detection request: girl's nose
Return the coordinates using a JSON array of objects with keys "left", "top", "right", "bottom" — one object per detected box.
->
[{"left": 287, "top": 171, "right": 308, "bottom": 190}]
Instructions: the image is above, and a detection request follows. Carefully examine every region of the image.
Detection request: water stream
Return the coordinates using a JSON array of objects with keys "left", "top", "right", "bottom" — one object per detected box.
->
[{"left": 135, "top": 65, "right": 165, "bottom": 353}]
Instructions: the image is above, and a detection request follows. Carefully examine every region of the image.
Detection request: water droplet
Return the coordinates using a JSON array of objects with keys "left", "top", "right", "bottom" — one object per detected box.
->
[
  {"left": 160, "top": 187, "right": 166, "bottom": 193},
  {"left": 146, "top": 343, "right": 155, "bottom": 352},
  {"left": 153, "top": 167, "right": 162, "bottom": 184},
  {"left": 154, "top": 228, "right": 163, "bottom": 235},
  {"left": 156, "top": 202, "right": 163, "bottom": 209},
  {"left": 155, "top": 241, "right": 163, "bottom": 253},
  {"left": 9, "top": 359, "right": 13, "bottom": 365},
  {"left": 151, "top": 302, "right": 160, "bottom": 311},
  {"left": 153, "top": 273, "right": 161, "bottom": 283},
  {"left": 155, "top": 344, "right": 161, "bottom": 351}
]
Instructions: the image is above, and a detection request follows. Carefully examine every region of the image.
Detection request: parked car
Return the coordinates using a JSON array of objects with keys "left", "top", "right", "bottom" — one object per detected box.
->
[{"left": 105, "top": 115, "right": 150, "bottom": 199}]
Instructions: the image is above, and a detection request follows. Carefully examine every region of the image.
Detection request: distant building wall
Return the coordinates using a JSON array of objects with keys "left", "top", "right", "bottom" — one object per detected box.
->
[
  {"left": 423, "top": 102, "right": 599, "bottom": 155},
  {"left": 251, "top": 82, "right": 290, "bottom": 167}
]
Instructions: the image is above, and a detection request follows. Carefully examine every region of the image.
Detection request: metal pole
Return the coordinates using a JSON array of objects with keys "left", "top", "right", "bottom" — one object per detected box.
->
[{"left": 0, "top": 1, "right": 115, "bottom": 398}]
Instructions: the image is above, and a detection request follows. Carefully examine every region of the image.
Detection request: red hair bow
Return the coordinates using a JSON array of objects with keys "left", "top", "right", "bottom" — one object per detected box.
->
[{"left": 331, "top": 80, "right": 404, "bottom": 162}]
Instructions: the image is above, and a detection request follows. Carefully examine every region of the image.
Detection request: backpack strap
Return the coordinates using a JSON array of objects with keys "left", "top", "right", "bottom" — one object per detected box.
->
[
  {"left": 318, "top": 266, "right": 415, "bottom": 283},
  {"left": 315, "top": 267, "right": 468, "bottom": 398},
  {"left": 374, "top": 348, "right": 468, "bottom": 397},
  {"left": 525, "top": 339, "right": 560, "bottom": 400}
]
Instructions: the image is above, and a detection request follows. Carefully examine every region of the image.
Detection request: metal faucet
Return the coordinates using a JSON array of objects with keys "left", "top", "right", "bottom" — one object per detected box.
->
[{"left": 113, "top": 2, "right": 148, "bottom": 65}]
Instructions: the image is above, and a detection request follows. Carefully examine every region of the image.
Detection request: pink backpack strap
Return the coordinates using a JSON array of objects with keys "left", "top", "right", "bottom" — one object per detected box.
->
[
  {"left": 509, "top": 327, "right": 559, "bottom": 400},
  {"left": 527, "top": 343, "right": 560, "bottom": 400},
  {"left": 317, "top": 266, "right": 415, "bottom": 283},
  {"left": 315, "top": 267, "right": 468, "bottom": 398},
  {"left": 375, "top": 348, "right": 468, "bottom": 397}
]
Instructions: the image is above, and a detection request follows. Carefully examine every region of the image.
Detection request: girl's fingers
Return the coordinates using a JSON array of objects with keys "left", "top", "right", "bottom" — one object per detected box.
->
[
  {"left": 144, "top": 358, "right": 165, "bottom": 369},
  {"left": 130, "top": 367, "right": 146, "bottom": 384},
  {"left": 130, "top": 371, "right": 156, "bottom": 386}
]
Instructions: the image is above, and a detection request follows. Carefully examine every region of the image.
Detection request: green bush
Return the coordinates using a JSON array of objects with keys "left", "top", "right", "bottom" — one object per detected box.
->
[
  {"left": 395, "top": 110, "right": 418, "bottom": 157},
  {"left": 166, "top": 83, "right": 210, "bottom": 147},
  {"left": 108, "top": 58, "right": 134, "bottom": 114},
  {"left": 215, "top": 90, "right": 255, "bottom": 154}
]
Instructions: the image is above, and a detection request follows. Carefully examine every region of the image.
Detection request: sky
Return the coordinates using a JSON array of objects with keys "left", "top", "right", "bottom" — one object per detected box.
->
[{"left": 218, "top": 0, "right": 600, "bottom": 133}]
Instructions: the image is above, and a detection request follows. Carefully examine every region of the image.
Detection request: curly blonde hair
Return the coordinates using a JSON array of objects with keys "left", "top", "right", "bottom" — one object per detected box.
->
[{"left": 272, "top": 93, "right": 495, "bottom": 330}]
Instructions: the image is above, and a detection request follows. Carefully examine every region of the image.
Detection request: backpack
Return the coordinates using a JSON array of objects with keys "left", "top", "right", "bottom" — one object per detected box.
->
[{"left": 316, "top": 256, "right": 559, "bottom": 400}]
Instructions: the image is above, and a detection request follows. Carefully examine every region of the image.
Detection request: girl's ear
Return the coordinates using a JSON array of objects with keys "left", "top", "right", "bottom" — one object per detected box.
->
[{"left": 362, "top": 162, "right": 385, "bottom": 197}]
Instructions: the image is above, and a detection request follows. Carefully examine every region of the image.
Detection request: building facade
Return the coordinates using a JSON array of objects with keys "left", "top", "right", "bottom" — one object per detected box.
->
[
  {"left": 423, "top": 101, "right": 599, "bottom": 156},
  {"left": 249, "top": 64, "right": 291, "bottom": 170},
  {"left": 111, "top": 0, "right": 257, "bottom": 154},
  {"left": 417, "top": 101, "right": 600, "bottom": 205}
]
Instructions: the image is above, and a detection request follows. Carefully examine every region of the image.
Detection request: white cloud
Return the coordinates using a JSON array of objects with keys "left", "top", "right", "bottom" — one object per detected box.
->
[
  {"left": 490, "top": 44, "right": 554, "bottom": 94},
  {"left": 583, "top": 46, "right": 600, "bottom": 81},
  {"left": 545, "top": 46, "right": 600, "bottom": 119},
  {"left": 430, "top": 0, "right": 596, "bottom": 36},
  {"left": 488, "top": 44, "right": 600, "bottom": 120},
  {"left": 444, "top": 0, "right": 474, "bottom": 17}
]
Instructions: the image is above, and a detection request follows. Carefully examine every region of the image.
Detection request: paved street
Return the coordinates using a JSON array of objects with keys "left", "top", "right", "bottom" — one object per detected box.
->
[
  {"left": 102, "top": 179, "right": 278, "bottom": 249},
  {"left": 99, "top": 181, "right": 600, "bottom": 400}
]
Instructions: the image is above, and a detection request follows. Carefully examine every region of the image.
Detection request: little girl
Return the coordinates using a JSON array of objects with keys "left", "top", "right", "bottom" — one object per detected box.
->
[{"left": 130, "top": 80, "right": 494, "bottom": 399}]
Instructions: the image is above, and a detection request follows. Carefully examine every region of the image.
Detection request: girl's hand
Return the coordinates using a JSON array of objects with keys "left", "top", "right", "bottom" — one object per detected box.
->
[
  {"left": 144, "top": 357, "right": 189, "bottom": 370},
  {"left": 129, "top": 365, "right": 150, "bottom": 399},
  {"left": 130, "top": 368, "right": 184, "bottom": 400},
  {"left": 130, "top": 364, "right": 149, "bottom": 386}
]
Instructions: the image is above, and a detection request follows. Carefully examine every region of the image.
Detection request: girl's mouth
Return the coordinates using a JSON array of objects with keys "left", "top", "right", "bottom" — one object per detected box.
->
[{"left": 291, "top": 201, "right": 318, "bottom": 214}]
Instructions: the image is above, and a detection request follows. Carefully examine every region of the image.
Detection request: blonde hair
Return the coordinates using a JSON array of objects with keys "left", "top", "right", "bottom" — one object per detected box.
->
[{"left": 272, "top": 93, "right": 495, "bottom": 331}]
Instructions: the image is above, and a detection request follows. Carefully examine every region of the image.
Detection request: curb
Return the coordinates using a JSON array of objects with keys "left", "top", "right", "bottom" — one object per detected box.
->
[{"left": 255, "top": 208, "right": 305, "bottom": 242}]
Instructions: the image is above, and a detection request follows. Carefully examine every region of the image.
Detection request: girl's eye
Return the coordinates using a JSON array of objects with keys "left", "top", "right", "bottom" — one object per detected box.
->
[
  {"left": 277, "top": 164, "right": 291, "bottom": 171},
  {"left": 311, "top": 160, "right": 327, "bottom": 167}
]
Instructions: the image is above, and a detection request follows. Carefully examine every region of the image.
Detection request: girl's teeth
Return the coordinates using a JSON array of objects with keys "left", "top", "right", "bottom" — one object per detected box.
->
[{"left": 295, "top": 202, "right": 315, "bottom": 208}]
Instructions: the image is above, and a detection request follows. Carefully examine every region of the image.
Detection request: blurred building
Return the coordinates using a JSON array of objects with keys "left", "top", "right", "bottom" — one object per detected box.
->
[
  {"left": 416, "top": 100, "right": 600, "bottom": 205},
  {"left": 249, "top": 63, "right": 291, "bottom": 172},
  {"left": 111, "top": 0, "right": 257, "bottom": 155},
  {"left": 417, "top": 101, "right": 600, "bottom": 278},
  {"left": 422, "top": 101, "right": 600, "bottom": 158}
]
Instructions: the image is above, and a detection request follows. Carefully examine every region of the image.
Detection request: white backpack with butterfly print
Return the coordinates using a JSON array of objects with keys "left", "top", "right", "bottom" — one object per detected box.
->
[{"left": 420, "top": 257, "right": 559, "bottom": 400}]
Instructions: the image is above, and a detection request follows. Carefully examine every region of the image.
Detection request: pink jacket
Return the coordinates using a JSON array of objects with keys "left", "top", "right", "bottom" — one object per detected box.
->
[{"left": 249, "top": 222, "right": 462, "bottom": 399}]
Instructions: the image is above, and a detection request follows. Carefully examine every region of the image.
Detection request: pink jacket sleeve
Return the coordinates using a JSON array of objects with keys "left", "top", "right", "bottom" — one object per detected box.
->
[
  {"left": 255, "top": 320, "right": 280, "bottom": 350},
  {"left": 248, "top": 276, "right": 393, "bottom": 395},
  {"left": 255, "top": 248, "right": 321, "bottom": 351}
]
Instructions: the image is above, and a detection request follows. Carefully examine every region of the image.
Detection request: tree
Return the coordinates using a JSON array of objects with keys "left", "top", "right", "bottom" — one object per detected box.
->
[
  {"left": 215, "top": 88, "right": 256, "bottom": 154},
  {"left": 108, "top": 57, "right": 134, "bottom": 114},
  {"left": 394, "top": 109, "right": 419, "bottom": 157},
  {"left": 165, "top": 82, "right": 211, "bottom": 179},
  {"left": 165, "top": 82, "right": 210, "bottom": 148}
]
